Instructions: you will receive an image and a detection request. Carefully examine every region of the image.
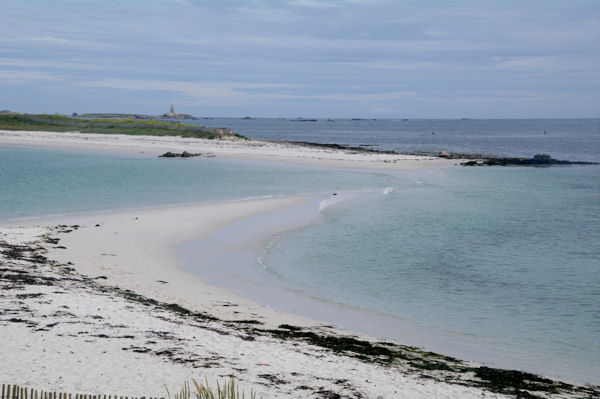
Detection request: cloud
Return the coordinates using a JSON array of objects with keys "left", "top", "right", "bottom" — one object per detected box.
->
[
  {"left": 0, "top": 35, "right": 112, "bottom": 50},
  {"left": 491, "top": 56, "right": 598, "bottom": 73},
  {"left": 287, "top": 0, "right": 340, "bottom": 8},
  {"left": 0, "top": 70, "right": 63, "bottom": 83},
  {"left": 77, "top": 77, "right": 414, "bottom": 106},
  {"left": 371, "top": 106, "right": 395, "bottom": 115},
  {"left": 310, "top": 91, "right": 415, "bottom": 102},
  {"left": 78, "top": 78, "right": 297, "bottom": 102},
  {"left": 0, "top": 58, "right": 120, "bottom": 71}
]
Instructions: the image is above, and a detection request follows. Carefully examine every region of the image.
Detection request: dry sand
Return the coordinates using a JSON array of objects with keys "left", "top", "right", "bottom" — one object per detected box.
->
[{"left": 0, "top": 129, "right": 458, "bottom": 170}]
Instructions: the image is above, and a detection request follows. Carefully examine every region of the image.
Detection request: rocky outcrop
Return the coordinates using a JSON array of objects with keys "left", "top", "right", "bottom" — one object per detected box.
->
[
  {"left": 461, "top": 153, "right": 597, "bottom": 167},
  {"left": 161, "top": 113, "right": 197, "bottom": 120},
  {"left": 159, "top": 151, "right": 202, "bottom": 158}
]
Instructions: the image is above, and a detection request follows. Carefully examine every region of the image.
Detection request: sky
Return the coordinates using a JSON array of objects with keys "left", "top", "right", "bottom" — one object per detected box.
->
[{"left": 0, "top": 0, "right": 599, "bottom": 118}]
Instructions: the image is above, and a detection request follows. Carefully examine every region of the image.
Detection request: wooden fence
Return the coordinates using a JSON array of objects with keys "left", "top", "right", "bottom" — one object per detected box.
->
[{"left": 1, "top": 385, "right": 163, "bottom": 399}]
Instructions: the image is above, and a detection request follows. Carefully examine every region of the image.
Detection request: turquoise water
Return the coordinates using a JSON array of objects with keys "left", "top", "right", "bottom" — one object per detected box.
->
[
  {"left": 259, "top": 165, "right": 600, "bottom": 383},
  {"left": 0, "top": 145, "right": 390, "bottom": 221},
  {"left": 1, "top": 119, "right": 599, "bottom": 384}
]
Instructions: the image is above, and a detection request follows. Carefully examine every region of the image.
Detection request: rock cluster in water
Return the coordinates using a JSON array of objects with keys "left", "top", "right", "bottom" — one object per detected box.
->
[{"left": 460, "top": 153, "right": 597, "bottom": 166}]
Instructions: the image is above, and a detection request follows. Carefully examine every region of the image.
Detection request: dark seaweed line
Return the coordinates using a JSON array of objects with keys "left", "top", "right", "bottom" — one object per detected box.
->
[{"left": 102, "top": 276, "right": 599, "bottom": 398}]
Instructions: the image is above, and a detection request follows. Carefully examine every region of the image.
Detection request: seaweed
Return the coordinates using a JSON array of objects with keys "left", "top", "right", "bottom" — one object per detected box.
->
[
  {"left": 113, "top": 287, "right": 218, "bottom": 322},
  {"left": 409, "top": 360, "right": 456, "bottom": 372},
  {"left": 229, "top": 319, "right": 263, "bottom": 325},
  {"left": 265, "top": 325, "right": 414, "bottom": 365},
  {"left": 472, "top": 366, "right": 568, "bottom": 394}
]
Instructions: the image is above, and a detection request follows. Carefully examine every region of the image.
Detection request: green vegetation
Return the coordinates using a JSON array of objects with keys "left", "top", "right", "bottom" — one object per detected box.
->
[
  {"left": 167, "top": 378, "right": 257, "bottom": 399},
  {"left": 0, "top": 112, "right": 247, "bottom": 139}
]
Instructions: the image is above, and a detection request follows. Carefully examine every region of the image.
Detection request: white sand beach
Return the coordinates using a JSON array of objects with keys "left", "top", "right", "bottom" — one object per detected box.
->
[
  {"left": 0, "top": 129, "right": 457, "bottom": 170},
  {"left": 1, "top": 131, "right": 593, "bottom": 398}
]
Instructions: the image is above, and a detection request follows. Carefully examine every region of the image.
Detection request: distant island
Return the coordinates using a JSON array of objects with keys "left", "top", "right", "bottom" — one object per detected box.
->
[
  {"left": 0, "top": 110, "right": 245, "bottom": 140},
  {"left": 77, "top": 104, "right": 197, "bottom": 120}
]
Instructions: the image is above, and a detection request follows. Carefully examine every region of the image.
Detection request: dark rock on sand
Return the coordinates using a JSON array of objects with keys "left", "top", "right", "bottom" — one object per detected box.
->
[{"left": 159, "top": 151, "right": 202, "bottom": 158}]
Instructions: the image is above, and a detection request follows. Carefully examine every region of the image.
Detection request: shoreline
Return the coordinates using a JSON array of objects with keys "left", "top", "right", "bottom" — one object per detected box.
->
[
  {"left": 1, "top": 132, "right": 598, "bottom": 397},
  {"left": 1, "top": 201, "right": 596, "bottom": 398},
  {"left": 0, "top": 129, "right": 461, "bottom": 171},
  {"left": 37, "top": 196, "right": 326, "bottom": 330}
]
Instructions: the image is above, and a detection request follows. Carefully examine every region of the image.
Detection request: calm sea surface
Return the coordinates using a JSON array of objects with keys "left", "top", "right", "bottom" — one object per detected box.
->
[
  {"left": 196, "top": 117, "right": 600, "bottom": 162},
  {"left": 1, "top": 119, "right": 598, "bottom": 384}
]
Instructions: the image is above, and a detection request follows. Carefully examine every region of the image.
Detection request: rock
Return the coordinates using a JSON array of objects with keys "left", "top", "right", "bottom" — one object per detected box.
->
[
  {"left": 461, "top": 153, "right": 597, "bottom": 167},
  {"left": 533, "top": 153, "right": 552, "bottom": 163},
  {"left": 159, "top": 151, "right": 201, "bottom": 158}
]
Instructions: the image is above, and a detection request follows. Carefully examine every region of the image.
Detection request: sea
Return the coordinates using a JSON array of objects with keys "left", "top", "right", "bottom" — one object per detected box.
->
[{"left": 1, "top": 118, "right": 598, "bottom": 384}]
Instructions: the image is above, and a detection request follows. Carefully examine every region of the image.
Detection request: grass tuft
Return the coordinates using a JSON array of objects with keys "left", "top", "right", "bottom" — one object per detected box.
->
[{"left": 167, "top": 377, "right": 258, "bottom": 399}]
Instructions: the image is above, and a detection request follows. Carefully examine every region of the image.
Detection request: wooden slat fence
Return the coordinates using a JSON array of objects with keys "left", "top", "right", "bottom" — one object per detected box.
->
[{"left": 1, "top": 385, "right": 163, "bottom": 399}]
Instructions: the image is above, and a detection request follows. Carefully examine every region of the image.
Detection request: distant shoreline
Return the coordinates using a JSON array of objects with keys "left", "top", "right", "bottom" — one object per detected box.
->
[{"left": 0, "top": 112, "right": 241, "bottom": 139}]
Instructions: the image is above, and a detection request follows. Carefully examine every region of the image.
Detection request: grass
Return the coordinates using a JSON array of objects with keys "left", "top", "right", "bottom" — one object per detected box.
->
[
  {"left": 167, "top": 378, "right": 257, "bottom": 399},
  {"left": 0, "top": 112, "right": 247, "bottom": 140}
]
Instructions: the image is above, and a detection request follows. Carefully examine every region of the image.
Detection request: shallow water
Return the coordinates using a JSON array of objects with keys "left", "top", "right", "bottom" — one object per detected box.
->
[
  {"left": 0, "top": 145, "right": 388, "bottom": 222},
  {"left": 255, "top": 165, "right": 600, "bottom": 383}
]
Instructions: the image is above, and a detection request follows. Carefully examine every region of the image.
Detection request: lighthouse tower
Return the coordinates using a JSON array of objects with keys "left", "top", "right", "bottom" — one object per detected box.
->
[{"left": 169, "top": 104, "right": 175, "bottom": 115}]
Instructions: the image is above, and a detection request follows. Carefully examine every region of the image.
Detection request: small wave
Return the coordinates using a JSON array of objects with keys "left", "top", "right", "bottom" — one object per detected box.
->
[
  {"left": 383, "top": 187, "right": 394, "bottom": 195},
  {"left": 319, "top": 193, "right": 345, "bottom": 212}
]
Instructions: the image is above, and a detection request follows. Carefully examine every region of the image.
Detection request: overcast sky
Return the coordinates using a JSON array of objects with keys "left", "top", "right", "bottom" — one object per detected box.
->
[{"left": 1, "top": 0, "right": 599, "bottom": 118}]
